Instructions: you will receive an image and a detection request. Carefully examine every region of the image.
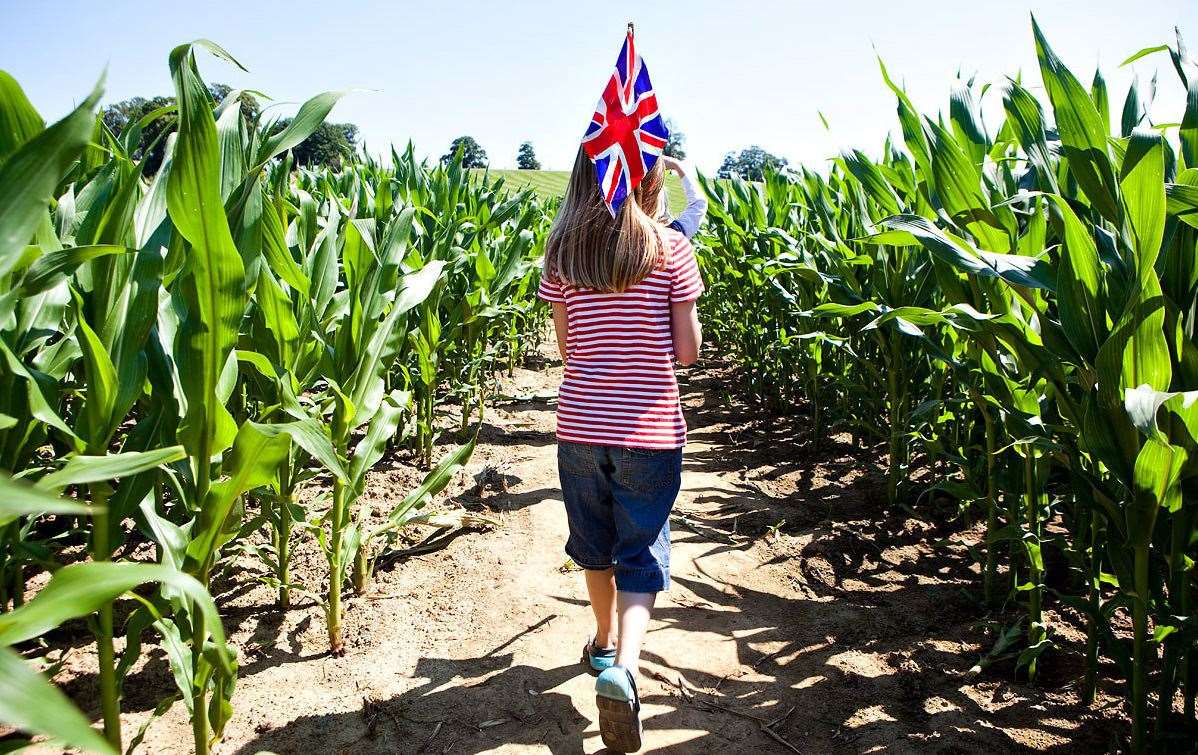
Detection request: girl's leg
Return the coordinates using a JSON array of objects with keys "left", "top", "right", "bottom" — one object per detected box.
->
[
  {"left": 614, "top": 591, "right": 656, "bottom": 672},
  {"left": 557, "top": 442, "right": 618, "bottom": 648},
  {"left": 584, "top": 567, "right": 618, "bottom": 647},
  {"left": 594, "top": 447, "right": 678, "bottom": 753}
]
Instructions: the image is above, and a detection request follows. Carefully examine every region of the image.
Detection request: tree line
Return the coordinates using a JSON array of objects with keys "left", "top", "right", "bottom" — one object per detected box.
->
[
  {"left": 441, "top": 129, "right": 789, "bottom": 180},
  {"left": 103, "top": 84, "right": 359, "bottom": 174},
  {"left": 105, "top": 90, "right": 788, "bottom": 178}
]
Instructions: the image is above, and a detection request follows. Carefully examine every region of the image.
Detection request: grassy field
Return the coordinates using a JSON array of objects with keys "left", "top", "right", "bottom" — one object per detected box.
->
[{"left": 473, "top": 168, "right": 688, "bottom": 215}]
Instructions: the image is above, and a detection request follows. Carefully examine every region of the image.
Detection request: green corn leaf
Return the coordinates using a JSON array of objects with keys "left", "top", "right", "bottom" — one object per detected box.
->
[
  {"left": 1180, "top": 77, "right": 1198, "bottom": 168},
  {"left": 925, "top": 119, "right": 1012, "bottom": 252},
  {"left": 1165, "top": 181, "right": 1198, "bottom": 229},
  {"left": 1124, "top": 384, "right": 1177, "bottom": 441},
  {"left": 258, "top": 189, "right": 308, "bottom": 294},
  {"left": 1002, "top": 79, "right": 1059, "bottom": 194},
  {"left": 1113, "top": 273, "right": 1171, "bottom": 399},
  {"left": 0, "top": 76, "right": 102, "bottom": 278},
  {"left": 269, "top": 418, "right": 347, "bottom": 483},
  {"left": 139, "top": 497, "right": 190, "bottom": 572},
  {"left": 256, "top": 91, "right": 347, "bottom": 168},
  {"left": 878, "top": 56, "right": 932, "bottom": 175},
  {"left": 215, "top": 98, "right": 245, "bottom": 201},
  {"left": 0, "top": 70, "right": 45, "bottom": 161},
  {"left": 184, "top": 421, "right": 292, "bottom": 572},
  {"left": 1128, "top": 440, "right": 1186, "bottom": 545},
  {"left": 381, "top": 432, "right": 477, "bottom": 531},
  {"left": 16, "top": 244, "right": 132, "bottom": 297},
  {"left": 0, "top": 561, "right": 226, "bottom": 655},
  {"left": 394, "top": 259, "right": 448, "bottom": 314},
  {"left": 349, "top": 392, "right": 405, "bottom": 495},
  {"left": 1121, "top": 77, "right": 1145, "bottom": 137},
  {"left": 1043, "top": 194, "right": 1106, "bottom": 361},
  {"left": 1119, "top": 129, "right": 1167, "bottom": 282},
  {"left": 35, "top": 446, "right": 187, "bottom": 491},
  {"left": 839, "top": 150, "right": 901, "bottom": 217},
  {"left": 0, "top": 646, "right": 115, "bottom": 755},
  {"left": 949, "top": 81, "right": 988, "bottom": 167},
  {"left": 252, "top": 268, "right": 301, "bottom": 373},
  {"left": 70, "top": 288, "right": 120, "bottom": 450},
  {"left": 1124, "top": 385, "right": 1198, "bottom": 449},
  {"left": 1032, "top": 16, "right": 1121, "bottom": 223},
  {"left": 0, "top": 339, "right": 79, "bottom": 444},
  {"left": 0, "top": 473, "right": 94, "bottom": 526},
  {"left": 881, "top": 214, "right": 1054, "bottom": 290},
  {"left": 166, "top": 41, "right": 246, "bottom": 459},
  {"left": 1091, "top": 68, "right": 1111, "bottom": 141},
  {"left": 811, "top": 302, "right": 879, "bottom": 318},
  {"left": 1120, "top": 44, "right": 1170, "bottom": 67}
]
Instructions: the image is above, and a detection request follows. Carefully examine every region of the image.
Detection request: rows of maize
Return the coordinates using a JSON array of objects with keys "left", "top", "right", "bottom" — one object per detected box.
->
[
  {"left": 696, "top": 19, "right": 1198, "bottom": 753},
  {"left": 4, "top": 17, "right": 1198, "bottom": 755},
  {"left": 0, "top": 42, "right": 552, "bottom": 754}
]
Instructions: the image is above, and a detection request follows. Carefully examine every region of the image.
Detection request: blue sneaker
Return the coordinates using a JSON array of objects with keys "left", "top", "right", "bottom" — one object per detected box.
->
[
  {"left": 582, "top": 639, "right": 617, "bottom": 673},
  {"left": 595, "top": 665, "right": 641, "bottom": 752}
]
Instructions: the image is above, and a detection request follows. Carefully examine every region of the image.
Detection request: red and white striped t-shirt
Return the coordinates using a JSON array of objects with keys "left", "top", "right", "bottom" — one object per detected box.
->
[{"left": 538, "top": 229, "right": 704, "bottom": 449}]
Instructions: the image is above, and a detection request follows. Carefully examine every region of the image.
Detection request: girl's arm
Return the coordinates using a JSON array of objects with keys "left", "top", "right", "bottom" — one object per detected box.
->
[
  {"left": 552, "top": 301, "right": 569, "bottom": 363},
  {"left": 670, "top": 300, "right": 702, "bottom": 366},
  {"left": 661, "top": 157, "right": 708, "bottom": 239}
]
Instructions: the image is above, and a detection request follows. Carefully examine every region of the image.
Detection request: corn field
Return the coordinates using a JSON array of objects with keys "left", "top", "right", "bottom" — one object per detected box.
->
[
  {"left": 0, "top": 42, "right": 550, "bottom": 754},
  {"left": 696, "top": 19, "right": 1198, "bottom": 754},
  {"left": 4, "top": 16, "right": 1198, "bottom": 755}
]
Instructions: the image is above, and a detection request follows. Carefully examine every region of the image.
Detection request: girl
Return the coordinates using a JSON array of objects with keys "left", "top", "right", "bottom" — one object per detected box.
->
[{"left": 538, "top": 150, "right": 705, "bottom": 752}]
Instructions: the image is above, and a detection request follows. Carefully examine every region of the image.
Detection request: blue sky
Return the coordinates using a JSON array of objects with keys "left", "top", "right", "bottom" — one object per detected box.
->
[{"left": 2, "top": 0, "right": 1196, "bottom": 172}]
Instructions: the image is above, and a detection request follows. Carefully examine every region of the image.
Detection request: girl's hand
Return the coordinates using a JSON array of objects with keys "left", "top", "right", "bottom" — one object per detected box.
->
[{"left": 660, "top": 155, "right": 683, "bottom": 175}]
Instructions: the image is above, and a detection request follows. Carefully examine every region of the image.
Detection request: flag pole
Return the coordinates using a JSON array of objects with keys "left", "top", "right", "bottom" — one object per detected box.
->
[{"left": 627, "top": 21, "right": 634, "bottom": 37}]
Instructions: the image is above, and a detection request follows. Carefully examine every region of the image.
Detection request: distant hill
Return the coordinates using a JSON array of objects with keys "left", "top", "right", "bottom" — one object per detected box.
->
[{"left": 471, "top": 169, "right": 688, "bottom": 216}]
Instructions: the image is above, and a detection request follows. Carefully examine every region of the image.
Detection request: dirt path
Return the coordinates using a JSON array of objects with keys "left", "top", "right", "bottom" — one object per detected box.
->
[{"left": 50, "top": 362, "right": 1124, "bottom": 754}]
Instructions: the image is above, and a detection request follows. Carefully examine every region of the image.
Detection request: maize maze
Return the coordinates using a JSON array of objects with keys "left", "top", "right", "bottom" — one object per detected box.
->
[
  {"left": 1, "top": 17, "right": 1197, "bottom": 755},
  {"left": 0, "top": 41, "right": 550, "bottom": 754},
  {"left": 697, "top": 19, "right": 1198, "bottom": 754}
]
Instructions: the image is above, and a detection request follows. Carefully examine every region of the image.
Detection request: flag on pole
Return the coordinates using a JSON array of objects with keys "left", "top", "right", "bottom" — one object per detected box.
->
[{"left": 581, "top": 25, "right": 669, "bottom": 216}]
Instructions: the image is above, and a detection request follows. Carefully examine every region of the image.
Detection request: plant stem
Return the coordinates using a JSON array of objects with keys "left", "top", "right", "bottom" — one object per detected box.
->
[
  {"left": 327, "top": 480, "right": 347, "bottom": 655},
  {"left": 277, "top": 463, "right": 294, "bottom": 609},
  {"left": 1023, "top": 451, "right": 1043, "bottom": 682},
  {"left": 192, "top": 433, "right": 212, "bottom": 755},
  {"left": 91, "top": 482, "right": 121, "bottom": 751},
  {"left": 1156, "top": 508, "right": 1188, "bottom": 737},
  {"left": 1131, "top": 543, "right": 1150, "bottom": 755},
  {"left": 979, "top": 397, "right": 999, "bottom": 607},
  {"left": 1083, "top": 508, "right": 1100, "bottom": 705},
  {"left": 191, "top": 600, "right": 209, "bottom": 755},
  {"left": 884, "top": 337, "right": 903, "bottom": 505},
  {"left": 278, "top": 495, "right": 293, "bottom": 610}
]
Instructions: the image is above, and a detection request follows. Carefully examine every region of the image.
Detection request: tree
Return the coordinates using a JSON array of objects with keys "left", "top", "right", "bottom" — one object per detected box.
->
[
  {"left": 516, "top": 141, "right": 541, "bottom": 170},
  {"left": 102, "top": 95, "right": 174, "bottom": 175},
  {"left": 273, "top": 120, "right": 359, "bottom": 170},
  {"left": 207, "top": 83, "right": 261, "bottom": 122},
  {"left": 441, "top": 135, "right": 487, "bottom": 168},
  {"left": 716, "top": 146, "right": 788, "bottom": 181},
  {"left": 663, "top": 118, "right": 686, "bottom": 159},
  {"left": 102, "top": 83, "right": 260, "bottom": 176}
]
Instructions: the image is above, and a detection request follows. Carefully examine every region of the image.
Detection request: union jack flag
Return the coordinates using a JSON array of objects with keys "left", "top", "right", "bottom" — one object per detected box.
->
[{"left": 581, "top": 27, "right": 670, "bottom": 216}]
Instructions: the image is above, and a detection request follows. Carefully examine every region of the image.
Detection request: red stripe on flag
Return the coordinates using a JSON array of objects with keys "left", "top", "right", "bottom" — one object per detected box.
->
[{"left": 639, "top": 131, "right": 666, "bottom": 148}]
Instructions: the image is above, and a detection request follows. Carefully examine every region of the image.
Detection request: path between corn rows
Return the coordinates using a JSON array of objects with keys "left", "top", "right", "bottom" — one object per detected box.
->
[{"left": 95, "top": 364, "right": 1115, "bottom": 753}]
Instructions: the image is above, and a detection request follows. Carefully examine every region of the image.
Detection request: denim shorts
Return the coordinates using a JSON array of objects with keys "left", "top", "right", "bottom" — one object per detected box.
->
[{"left": 557, "top": 441, "right": 683, "bottom": 593}]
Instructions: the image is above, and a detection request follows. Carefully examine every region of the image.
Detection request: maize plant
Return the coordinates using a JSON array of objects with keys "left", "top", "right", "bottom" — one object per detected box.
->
[
  {"left": 0, "top": 36, "right": 549, "bottom": 752},
  {"left": 695, "top": 18, "right": 1198, "bottom": 752}
]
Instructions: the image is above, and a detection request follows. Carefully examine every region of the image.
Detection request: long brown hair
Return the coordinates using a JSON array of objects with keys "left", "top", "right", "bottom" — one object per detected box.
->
[{"left": 543, "top": 147, "right": 666, "bottom": 292}]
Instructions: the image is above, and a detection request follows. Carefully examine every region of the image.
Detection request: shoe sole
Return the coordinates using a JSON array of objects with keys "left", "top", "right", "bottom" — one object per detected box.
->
[{"left": 596, "top": 693, "right": 642, "bottom": 753}]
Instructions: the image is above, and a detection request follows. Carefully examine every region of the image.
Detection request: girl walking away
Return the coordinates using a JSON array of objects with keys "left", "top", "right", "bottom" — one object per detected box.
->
[{"left": 538, "top": 147, "right": 705, "bottom": 752}]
